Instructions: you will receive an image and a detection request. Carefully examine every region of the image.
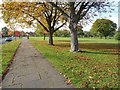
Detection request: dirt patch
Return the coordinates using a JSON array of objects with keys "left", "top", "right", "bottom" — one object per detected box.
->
[{"left": 79, "top": 43, "right": 118, "bottom": 54}]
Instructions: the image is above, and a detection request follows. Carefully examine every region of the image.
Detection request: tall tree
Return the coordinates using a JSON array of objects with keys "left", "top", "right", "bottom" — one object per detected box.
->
[
  {"left": 114, "top": 31, "right": 120, "bottom": 40},
  {"left": 50, "top": 1, "right": 115, "bottom": 52},
  {"left": 90, "top": 19, "right": 117, "bottom": 39},
  {"left": 2, "top": 27, "right": 9, "bottom": 37},
  {"left": 40, "top": 3, "right": 67, "bottom": 45},
  {"left": 1, "top": 2, "right": 66, "bottom": 45}
]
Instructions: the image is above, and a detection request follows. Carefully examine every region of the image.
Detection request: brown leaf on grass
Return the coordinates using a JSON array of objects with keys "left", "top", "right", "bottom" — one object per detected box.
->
[
  {"left": 63, "top": 75, "right": 66, "bottom": 77},
  {"left": 65, "top": 79, "right": 71, "bottom": 85},
  {"left": 88, "top": 76, "right": 93, "bottom": 79},
  {"left": 63, "top": 74, "right": 68, "bottom": 79},
  {"left": 75, "top": 56, "right": 91, "bottom": 61}
]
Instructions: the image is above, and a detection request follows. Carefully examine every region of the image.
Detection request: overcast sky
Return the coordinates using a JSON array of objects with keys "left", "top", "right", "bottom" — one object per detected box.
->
[{"left": 0, "top": 0, "right": 119, "bottom": 32}]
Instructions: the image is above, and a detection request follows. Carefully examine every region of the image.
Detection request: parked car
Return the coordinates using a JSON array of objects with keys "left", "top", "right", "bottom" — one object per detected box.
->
[{"left": 5, "top": 37, "right": 12, "bottom": 41}]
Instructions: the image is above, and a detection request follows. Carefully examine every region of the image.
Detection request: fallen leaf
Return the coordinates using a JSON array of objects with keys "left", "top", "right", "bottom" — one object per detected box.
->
[
  {"left": 88, "top": 76, "right": 93, "bottom": 79},
  {"left": 66, "top": 80, "right": 71, "bottom": 85}
]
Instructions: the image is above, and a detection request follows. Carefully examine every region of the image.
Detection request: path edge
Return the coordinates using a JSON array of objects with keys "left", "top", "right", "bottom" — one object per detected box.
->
[
  {"left": 2, "top": 41, "right": 22, "bottom": 80},
  {"left": 28, "top": 40, "right": 73, "bottom": 87}
]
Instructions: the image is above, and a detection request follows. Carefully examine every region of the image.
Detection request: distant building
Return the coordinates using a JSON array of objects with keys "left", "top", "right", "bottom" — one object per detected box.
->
[{"left": 15, "top": 31, "right": 21, "bottom": 37}]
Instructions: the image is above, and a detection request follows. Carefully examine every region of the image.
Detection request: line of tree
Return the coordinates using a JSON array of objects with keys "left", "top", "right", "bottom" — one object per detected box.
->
[
  {"left": 114, "top": 27, "right": 120, "bottom": 40},
  {"left": 1, "top": 1, "right": 115, "bottom": 52},
  {"left": 1, "top": 26, "right": 31, "bottom": 37},
  {"left": 54, "top": 30, "right": 70, "bottom": 37}
]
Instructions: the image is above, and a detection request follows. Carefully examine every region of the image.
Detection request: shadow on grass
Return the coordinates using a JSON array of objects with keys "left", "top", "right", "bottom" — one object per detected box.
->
[
  {"left": 79, "top": 50, "right": 119, "bottom": 55},
  {"left": 56, "top": 40, "right": 92, "bottom": 42}
]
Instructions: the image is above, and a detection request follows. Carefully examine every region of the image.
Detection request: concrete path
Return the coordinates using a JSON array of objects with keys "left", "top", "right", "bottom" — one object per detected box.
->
[{"left": 2, "top": 39, "right": 73, "bottom": 88}]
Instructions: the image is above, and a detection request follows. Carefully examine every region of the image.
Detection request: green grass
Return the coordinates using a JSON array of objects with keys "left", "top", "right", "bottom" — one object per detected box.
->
[
  {"left": 1, "top": 40, "right": 21, "bottom": 76},
  {"left": 29, "top": 37, "right": 119, "bottom": 88}
]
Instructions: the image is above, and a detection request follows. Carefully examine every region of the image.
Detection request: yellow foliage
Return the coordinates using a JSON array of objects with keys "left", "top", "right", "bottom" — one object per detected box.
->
[{"left": 8, "top": 30, "right": 14, "bottom": 36}]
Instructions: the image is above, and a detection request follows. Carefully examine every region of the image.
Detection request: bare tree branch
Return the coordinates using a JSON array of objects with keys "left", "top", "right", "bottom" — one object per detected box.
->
[
  {"left": 75, "top": 2, "right": 81, "bottom": 9},
  {"left": 80, "top": 3, "right": 95, "bottom": 20},
  {"left": 49, "top": 2, "right": 70, "bottom": 18},
  {"left": 76, "top": 2, "right": 86, "bottom": 17},
  {"left": 23, "top": 11, "right": 49, "bottom": 32},
  {"left": 54, "top": 22, "right": 66, "bottom": 32},
  {"left": 52, "top": 6, "right": 57, "bottom": 28}
]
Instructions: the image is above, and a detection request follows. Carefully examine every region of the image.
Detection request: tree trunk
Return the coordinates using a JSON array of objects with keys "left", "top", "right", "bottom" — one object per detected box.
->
[
  {"left": 105, "top": 36, "right": 107, "bottom": 39},
  {"left": 27, "top": 36, "right": 29, "bottom": 39},
  {"left": 69, "top": 22, "right": 80, "bottom": 52},
  {"left": 48, "top": 31, "right": 54, "bottom": 45},
  {"left": 100, "top": 36, "right": 102, "bottom": 39},
  {"left": 43, "top": 33, "right": 46, "bottom": 40}
]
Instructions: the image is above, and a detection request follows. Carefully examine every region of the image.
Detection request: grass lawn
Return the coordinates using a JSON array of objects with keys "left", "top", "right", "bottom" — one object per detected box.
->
[
  {"left": 29, "top": 37, "right": 119, "bottom": 88},
  {"left": 1, "top": 40, "right": 21, "bottom": 76}
]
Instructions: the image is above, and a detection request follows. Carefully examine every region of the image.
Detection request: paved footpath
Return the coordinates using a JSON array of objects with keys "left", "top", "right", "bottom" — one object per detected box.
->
[{"left": 2, "top": 39, "right": 73, "bottom": 88}]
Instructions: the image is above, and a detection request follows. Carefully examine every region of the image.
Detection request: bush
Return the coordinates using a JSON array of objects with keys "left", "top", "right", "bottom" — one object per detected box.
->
[{"left": 114, "top": 31, "right": 120, "bottom": 40}]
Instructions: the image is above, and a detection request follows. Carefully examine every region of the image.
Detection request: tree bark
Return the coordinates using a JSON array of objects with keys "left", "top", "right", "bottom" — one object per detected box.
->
[
  {"left": 100, "top": 36, "right": 102, "bottom": 39},
  {"left": 48, "top": 31, "right": 54, "bottom": 45},
  {"left": 105, "top": 36, "right": 107, "bottom": 39},
  {"left": 69, "top": 22, "right": 79, "bottom": 52},
  {"left": 43, "top": 33, "right": 46, "bottom": 40}
]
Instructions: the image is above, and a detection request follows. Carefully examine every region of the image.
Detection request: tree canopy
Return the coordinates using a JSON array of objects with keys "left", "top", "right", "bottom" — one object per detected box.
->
[
  {"left": 114, "top": 31, "right": 120, "bottom": 40},
  {"left": 90, "top": 19, "right": 117, "bottom": 39},
  {"left": 1, "top": 2, "right": 66, "bottom": 45},
  {"left": 2, "top": 27, "right": 9, "bottom": 37}
]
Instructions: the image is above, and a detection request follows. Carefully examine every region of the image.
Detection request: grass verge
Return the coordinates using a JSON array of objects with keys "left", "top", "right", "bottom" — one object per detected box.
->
[
  {"left": 1, "top": 40, "right": 21, "bottom": 77},
  {"left": 29, "top": 37, "right": 119, "bottom": 88}
]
